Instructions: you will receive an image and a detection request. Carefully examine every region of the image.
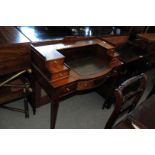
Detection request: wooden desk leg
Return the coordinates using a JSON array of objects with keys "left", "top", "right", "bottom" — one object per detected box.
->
[
  {"left": 50, "top": 102, "right": 59, "bottom": 129},
  {"left": 31, "top": 80, "right": 41, "bottom": 115}
]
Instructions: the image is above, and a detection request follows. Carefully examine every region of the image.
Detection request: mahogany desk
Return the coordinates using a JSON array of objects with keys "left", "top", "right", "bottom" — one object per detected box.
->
[
  {"left": 31, "top": 37, "right": 122, "bottom": 128},
  {"left": 31, "top": 35, "right": 154, "bottom": 129}
]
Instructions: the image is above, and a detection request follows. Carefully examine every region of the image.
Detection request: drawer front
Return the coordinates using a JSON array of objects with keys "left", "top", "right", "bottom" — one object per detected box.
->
[
  {"left": 47, "top": 58, "right": 64, "bottom": 69},
  {"left": 77, "top": 76, "right": 109, "bottom": 91},
  {"left": 52, "top": 70, "right": 70, "bottom": 82},
  {"left": 59, "top": 83, "right": 77, "bottom": 97},
  {"left": 77, "top": 80, "right": 94, "bottom": 90}
]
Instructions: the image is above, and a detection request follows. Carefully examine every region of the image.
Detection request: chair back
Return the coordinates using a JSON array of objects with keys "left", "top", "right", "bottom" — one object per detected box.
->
[{"left": 105, "top": 73, "right": 147, "bottom": 129}]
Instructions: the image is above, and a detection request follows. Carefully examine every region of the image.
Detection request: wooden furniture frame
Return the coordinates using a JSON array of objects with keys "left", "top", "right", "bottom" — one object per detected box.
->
[
  {"left": 0, "top": 69, "right": 32, "bottom": 118},
  {"left": 31, "top": 37, "right": 122, "bottom": 128},
  {"left": 113, "top": 94, "right": 155, "bottom": 129},
  {"left": 105, "top": 73, "right": 147, "bottom": 129}
]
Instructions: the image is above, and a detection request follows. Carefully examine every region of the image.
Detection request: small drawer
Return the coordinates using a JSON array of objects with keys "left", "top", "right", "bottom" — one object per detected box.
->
[
  {"left": 47, "top": 58, "right": 64, "bottom": 69},
  {"left": 51, "top": 70, "right": 70, "bottom": 82},
  {"left": 77, "top": 76, "right": 110, "bottom": 91},
  {"left": 77, "top": 80, "right": 94, "bottom": 90},
  {"left": 59, "top": 83, "right": 77, "bottom": 97}
]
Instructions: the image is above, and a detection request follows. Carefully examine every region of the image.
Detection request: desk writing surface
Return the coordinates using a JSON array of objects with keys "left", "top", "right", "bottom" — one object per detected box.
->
[
  {"left": 66, "top": 56, "right": 109, "bottom": 76},
  {"left": 59, "top": 44, "right": 112, "bottom": 76}
]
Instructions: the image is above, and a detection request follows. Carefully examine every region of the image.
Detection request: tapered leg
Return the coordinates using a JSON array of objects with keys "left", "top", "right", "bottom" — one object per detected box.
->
[
  {"left": 50, "top": 102, "right": 59, "bottom": 129},
  {"left": 30, "top": 80, "right": 41, "bottom": 115},
  {"left": 105, "top": 116, "right": 117, "bottom": 129},
  {"left": 102, "top": 97, "right": 115, "bottom": 109},
  {"left": 24, "top": 97, "right": 29, "bottom": 118}
]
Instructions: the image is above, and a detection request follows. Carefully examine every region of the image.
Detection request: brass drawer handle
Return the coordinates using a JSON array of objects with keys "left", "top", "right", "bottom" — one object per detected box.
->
[
  {"left": 59, "top": 73, "right": 64, "bottom": 77},
  {"left": 84, "top": 83, "right": 88, "bottom": 87},
  {"left": 54, "top": 60, "right": 58, "bottom": 64},
  {"left": 66, "top": 87, "right": 70, "bottom": 92}
]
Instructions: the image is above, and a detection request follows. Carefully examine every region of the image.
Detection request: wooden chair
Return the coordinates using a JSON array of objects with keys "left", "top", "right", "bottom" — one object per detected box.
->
[
  {"left": 0, "top": 69, "right": 32, "bottom": 118},
  {"left": 105, "top": 73, "right": 147, "bottom": 129}
]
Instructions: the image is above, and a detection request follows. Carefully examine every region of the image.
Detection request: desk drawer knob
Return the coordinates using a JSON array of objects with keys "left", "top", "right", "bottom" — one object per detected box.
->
[
  {"left": 54, "top": 60, "right": 58, "bottom": 64},
  {"left": 66, "top": 88, "right": 70, "bottom": 92},
  {"left": 84, "top": 84, "right": 88, "bottom": 87},
  {"left": 59, "top": 73, "right": 64, "bottom": 77}
]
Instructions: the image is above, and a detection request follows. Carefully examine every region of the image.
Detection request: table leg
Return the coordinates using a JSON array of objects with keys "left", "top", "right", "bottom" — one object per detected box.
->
[
  {"left": 50, "top": 102, "right": 59, "bottom": 129},
  {"left": 31, "top": 80, "right": 42, "bottom": 115}
]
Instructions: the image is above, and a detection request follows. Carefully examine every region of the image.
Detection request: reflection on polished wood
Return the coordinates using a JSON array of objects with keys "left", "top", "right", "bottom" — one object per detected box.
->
[
  {"left": 17, "top": 26, "right": 131, "bottom": 42},
  {"left": 0, "top": 27, "right": 30, "bottom": 45}
]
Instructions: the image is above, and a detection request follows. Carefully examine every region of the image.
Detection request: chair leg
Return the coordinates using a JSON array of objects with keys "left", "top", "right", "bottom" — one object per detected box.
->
[
  {"left": 105, "top": 116, "right": 117, "bottom": 129},
  {"left": 32, "top": 105, "right": 36, "bottom": 115},
  {"left": 30, "top": 80, "right": 41, "bottom": 115},
  {"left": 27, "top": 94, "right": 36, "bottom": 115},
  {"left": 102, "top": 99, "right": 109, "bottom": 109},
  {"left": 102, "top": 97, "right": 115, "bottom": 109},
  {"left": 24, "top": 98, "right": 29, "bottom": 118}
]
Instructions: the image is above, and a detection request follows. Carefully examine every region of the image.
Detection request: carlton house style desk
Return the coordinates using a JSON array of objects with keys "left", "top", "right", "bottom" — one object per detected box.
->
[{"left": 0, "top": 27, "right": 155, "bottom": 128}]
